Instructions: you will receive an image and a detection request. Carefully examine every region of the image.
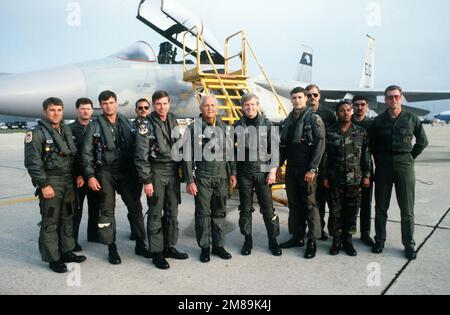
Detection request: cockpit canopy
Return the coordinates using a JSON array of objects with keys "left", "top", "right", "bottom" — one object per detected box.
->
[{"left": 113, "top": 41, "right": 157, "bottom": 63}]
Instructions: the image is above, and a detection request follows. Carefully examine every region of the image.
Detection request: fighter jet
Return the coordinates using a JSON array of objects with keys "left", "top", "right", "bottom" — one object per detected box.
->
[
  {"left": 435, "top": 111, "right": 450, "bottom": 122},
  {"left": 0, "top": 0, "right": 449, "bottom": 121}
]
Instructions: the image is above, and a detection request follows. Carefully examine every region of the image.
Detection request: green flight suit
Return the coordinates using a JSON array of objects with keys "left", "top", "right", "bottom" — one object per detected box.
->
[
  {"left": 134, "top": 112, "right": 182, "bottom": 254},
  {"left": 280, "top": 107, "right": 326, "bottom": 241},
  {"left": 24, "top": 119, "right": 77, "bottom": 263},
  {"left": 323, "top": 123, "right": 370, "bottom": 237},
  {"left": 233, "top": 114, "right": 280, "bottom": 240},
  {"left": 314, "top": 105, "right": 337, "bottom": 232},
  {"left": 81, "top": 114, "right": 145, "bottom": 246},
  {"left": 370, "top": 110, "right": 428, "bottom": 248},
  {"left": 69, "top": 119, "right": 100, "bottom": 243},
  {"left": 184, "top": 116, "right": 236, "bottom": 249}
]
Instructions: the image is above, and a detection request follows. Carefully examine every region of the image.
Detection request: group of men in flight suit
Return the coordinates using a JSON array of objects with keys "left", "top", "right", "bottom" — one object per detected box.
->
[{"left": 24, "top": 84, "right": 428, "bottom": 273}]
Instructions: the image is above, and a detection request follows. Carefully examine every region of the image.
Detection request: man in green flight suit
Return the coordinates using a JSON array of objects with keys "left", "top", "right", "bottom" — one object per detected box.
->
[
  {"left": 82, "top": 91, "right": 149, "bottom": 265},
  {"left": 279, "top": 87, "right": 326, "bottom": 259},
  {"left": 69, "top": 98, "right": 100, "bottom": 251},
  {"left": 305, "top": 84, "right": 337, "bottom": 241},
  {"left": 370, "top": 85, "right": 429, "bottom": 260},
  {"left": 323, "top": 100, "right": 371, "bottom": 257},
  {"left": 184, "top": 95, "right": 237, "bottom": 263},
  {"left": 233, "top": 93, "right": 282, "bottom": 257},
  {"left": 351, "top": 95, "right": 376, "bottom": 247},
  {"left": 24, "top": 97, "right": 86, "bottom": 273},
  {"left": 134, "top": 91, "right": 188, "bottom": 270}
]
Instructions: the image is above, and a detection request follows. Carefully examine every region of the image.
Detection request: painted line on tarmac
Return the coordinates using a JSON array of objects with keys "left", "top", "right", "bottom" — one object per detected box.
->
[
  {"left": 0, "top": 196, "right": 37, "bottom": 207},
  {"left": 382, "top": 207, "right": 450, "bottom": 295},
  {"left": 0, "top": 165, "right": 26, "bottom": 171}
]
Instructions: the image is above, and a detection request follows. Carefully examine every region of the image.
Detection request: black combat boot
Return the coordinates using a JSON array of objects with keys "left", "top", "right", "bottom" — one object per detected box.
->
[
  {"left": 152, "top": 253, "right": 170, "bottom": 270},
  {"left": 361, "top": 234, "right": 376, "bottom": 247},
  {"left": 200, "top": 247, "right": 211, "bottom": 263},
  {"left": 405, "top": 247, "right": 417, "bottom": 260},
  {"left": 61, "top": 252, "right": 87, "bottom": 263},
  {"left": 343, "top": 234, "right": 357, "bottom": 257},
  {"left": 280, "top": 238, "right": 305, "bottom": 249},
  {"left": 73, "top": 243, "right": 83, "bottom": 253},
  {"left": 241, "top": 236, "right": 253, "bottom": 256},
  {"left": 304, "top": 239, "right": 317, "bottom": 259},
  {"left": 135, "top": 240, "right": 152, "bottom": 259},
  {"left": 49, "top": 261, "right": 68, "bottom": 273},
  {"left": 164, "top": 247, "right": 189, "bottom": 260},
  {"left": 212, "top": 247, "right": 232, "bottom": 260},
  {"left": 108, "top": 243, "right": 122, "bottom": 265},
  {"left": 372, "top": 241, "right": 384, "bottom": 254},
  {"left": 329, "top": 236, "right": 342, "bottom": 256},
  {"left": 269, "top": 238, "right": 282, "bottom": 256}
]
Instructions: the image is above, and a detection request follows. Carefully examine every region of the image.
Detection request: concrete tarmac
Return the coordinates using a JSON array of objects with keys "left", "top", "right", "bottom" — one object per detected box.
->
[{"left": 0, "top": 125, "right": 449, "bottom": 295}]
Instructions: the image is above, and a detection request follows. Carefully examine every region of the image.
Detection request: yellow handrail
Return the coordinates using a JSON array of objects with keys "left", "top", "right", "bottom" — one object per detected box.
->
[{"left": 244, "top": 39, "right": 288, "bottom": 117}]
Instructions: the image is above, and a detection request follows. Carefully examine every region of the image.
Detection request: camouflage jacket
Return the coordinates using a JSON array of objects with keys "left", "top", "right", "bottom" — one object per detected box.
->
[{"left": 323, "top": 123, "right": 370, "bottom": 186}]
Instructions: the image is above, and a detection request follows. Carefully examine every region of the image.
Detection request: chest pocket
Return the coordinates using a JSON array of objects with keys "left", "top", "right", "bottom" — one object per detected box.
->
[{"left": 398, "top": 127, "right": 413, "bottom": 144}]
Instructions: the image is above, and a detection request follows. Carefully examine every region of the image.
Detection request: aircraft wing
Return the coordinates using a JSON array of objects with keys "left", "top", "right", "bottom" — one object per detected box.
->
[
  {"left": 137, "top": 0, "right": 224, "bottom": 62},
  {"left": 255, "top": 81, "right": 438, "bottom": 116}
]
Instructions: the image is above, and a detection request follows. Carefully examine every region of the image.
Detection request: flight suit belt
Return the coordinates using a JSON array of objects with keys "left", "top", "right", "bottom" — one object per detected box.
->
[
  {"left": 150, "top": 162, "right": 179, "bottom": 176},
  {"left": 46, "top": 171, "right": 72, "bottom": 178},
  {"left": 375, "top": 150, "right": 411, "bottom": 155}
]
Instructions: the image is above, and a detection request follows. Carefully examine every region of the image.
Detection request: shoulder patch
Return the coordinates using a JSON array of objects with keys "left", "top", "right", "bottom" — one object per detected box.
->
[
  {"left": 316, "top": 116, "right": 324, "bottom": 127},
  {"left": 138, "top": 124, "right": 149, "bottom": 135},
  {"left": 25, "top": 131, "right": 33, "bottom": 144}
]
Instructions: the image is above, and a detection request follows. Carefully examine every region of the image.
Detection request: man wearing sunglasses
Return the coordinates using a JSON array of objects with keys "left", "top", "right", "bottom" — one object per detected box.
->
[
  {"left": 135, "top": 91, "right": 188, "bottom": 270},
  {"left": 126, "top": 98, "right": 153, "bottom": 241},
  {"left": 134, "top": 99, "right": 152, "bottom": 129},
  {"left": 305, "top": 85, "right": 337, "bottom": 242},
  {"left": 369, "top": 85, "right": 428, "bottom": 260}
]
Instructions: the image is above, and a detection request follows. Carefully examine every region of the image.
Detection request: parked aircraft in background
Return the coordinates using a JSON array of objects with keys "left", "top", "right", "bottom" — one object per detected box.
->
[
  {"left": 1, "top": 0, "right": 449, "bottom": 121},
  {"left": 435, "top": 111, "right": 450, "bottom": 122}
]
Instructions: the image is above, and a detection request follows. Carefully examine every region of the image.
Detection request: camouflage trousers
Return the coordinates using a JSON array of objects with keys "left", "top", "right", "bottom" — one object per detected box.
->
[{"left": 328, "top": 185, "right": 361, "bottom": 237}]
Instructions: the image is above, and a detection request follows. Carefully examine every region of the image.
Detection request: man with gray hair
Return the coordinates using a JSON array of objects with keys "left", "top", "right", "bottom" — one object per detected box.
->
[
  {"left": 233, "top": 93, "right": 282, "bottom": 257},
  {"left": 184, "top": 95, "right": 237, "bottom": 263}
]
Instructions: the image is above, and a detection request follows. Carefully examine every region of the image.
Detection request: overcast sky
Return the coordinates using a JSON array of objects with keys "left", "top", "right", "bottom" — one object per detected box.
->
[{"left": 1, "top": 0, "right": 449, "bottom": 114}]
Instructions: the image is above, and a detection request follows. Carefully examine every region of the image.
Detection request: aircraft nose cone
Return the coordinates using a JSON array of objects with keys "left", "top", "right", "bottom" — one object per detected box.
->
[{"left": 0, "top": 66, "right": 86, "bottom": 118}]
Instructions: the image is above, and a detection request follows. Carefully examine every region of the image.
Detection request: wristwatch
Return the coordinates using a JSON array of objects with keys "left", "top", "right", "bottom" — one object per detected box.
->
[{"left": 309, "top": 169, "right": 318, "bottom": 174}]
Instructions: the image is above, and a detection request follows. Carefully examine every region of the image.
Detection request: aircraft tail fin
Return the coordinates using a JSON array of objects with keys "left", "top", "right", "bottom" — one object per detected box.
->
[
  {"left": 359, "top": 35, "right": 375, "bottom": 89},
  {"left": 294, "top": 45, "right": 313, "bottom": 83}
]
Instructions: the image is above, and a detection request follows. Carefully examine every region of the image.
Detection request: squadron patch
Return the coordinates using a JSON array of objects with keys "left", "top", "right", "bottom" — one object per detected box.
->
[
  {"left": 139, "top": 124, "right": 149, "bottom": 135},
  {"left": 316, "top": 117, "right": 324, "bottom": 127},
  {"left": 25, "top": 131, "right": 33, "bottom": 144}
]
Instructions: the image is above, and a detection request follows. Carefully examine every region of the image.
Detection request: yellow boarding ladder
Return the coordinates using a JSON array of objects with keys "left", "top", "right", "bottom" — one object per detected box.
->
[{"left": 182, "top": 28, "right": 287, "bottom": 125}]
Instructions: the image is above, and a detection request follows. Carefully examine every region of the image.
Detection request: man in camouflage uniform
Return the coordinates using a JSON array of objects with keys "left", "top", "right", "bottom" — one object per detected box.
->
[
  {"left": 233, "top": 93, "right": 282, "bottom": 257},
  {"left": 306, "top": 84, "right": 337, "bottom": 241},
  {"left": 69, "top": 98, "right": 100, "bottom": 251},
  {"left": 370, "top": 85, "right": 428, "bottom": 260},
  {"left": 134, "top": 91, "right": 188, "bottom": 270},
  {"left": 82, "top": 91, "right": 149, "bottom": 265},
  {"left": 279, "top": 87, "right": 325, "bottom": 259},
  {"left": 25, "top": 97, "right": 86, "bottom": 273},
  {"left": 323, "top": 100, "right": 371, "bottom": 257},
  {"left": 351, "top": 95, "right": 376, "bottom": 247},
  {"left": 185, "top": 95, "right": 237, "bottom": 263}
]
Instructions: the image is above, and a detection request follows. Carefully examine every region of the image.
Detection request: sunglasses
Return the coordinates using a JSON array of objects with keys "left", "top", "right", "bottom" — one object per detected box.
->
[
  {"left": 386, "top": 95, "right": 402, "bottom": 101},
  {"left": 138, "top": 106, "right": 150, "bottom": 111},
  {"left": 307, "top": 93, "right": 319, "bottom": 99}
]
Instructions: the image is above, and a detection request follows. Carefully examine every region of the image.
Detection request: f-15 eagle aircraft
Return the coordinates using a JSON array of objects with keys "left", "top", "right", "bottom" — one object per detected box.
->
[{"left": 0, "top": 0, "right": 448, "bottom": 121}]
